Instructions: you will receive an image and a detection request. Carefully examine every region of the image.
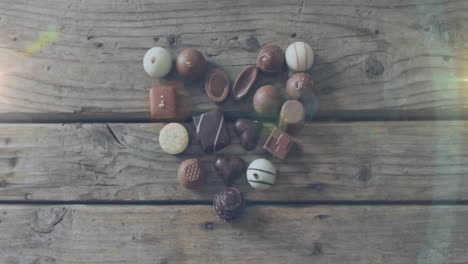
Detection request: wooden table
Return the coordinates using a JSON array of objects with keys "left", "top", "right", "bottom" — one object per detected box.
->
[{"left": 0, "top": 0, "right": 467, "bottom": 263}]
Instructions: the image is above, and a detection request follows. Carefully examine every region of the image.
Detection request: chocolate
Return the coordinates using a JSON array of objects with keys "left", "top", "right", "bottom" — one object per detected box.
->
[
  {"left": 256, "top": 45, "right": 285, "bottom": 73},
  {"left": 234, "top": 119, "right": 260, "bottom": 151},
  {"left": 285, "top": 41, "right": 314, "bottom": 72},
  {"left": 176, "top": 48, "right": 206, "bottom": 80},
  {"left": 213, "top": 187, "right": 245, "bottom": 221},
  {"left": 232, "top": 65, "right": 258, "bottom": 101},
  {"left": 214, "top": 157, "right": 245, "bottom": 186},
  {"left": 205, "top": 68, "right": 229, "bottom": 103},
  {"left": 149, "top": 86, "right": 177, "bottom": 119},
  {"left": 247, "top": 159, "right": 276, "bottom": 191},
  {"left": 286, "top": 73, "right": 313, "bottom": 100},
  {"left": 193, "top": 109, "right": 230, "bottom": 153},
  {"left": 159, "top": 123, "right": 189, "bottom": 154},
  {"left": 253, "top": 85, "right": 282, "bottom": 117},
  {"left": 177, "top": 159, "right": 207, "bottom": 189},
  {"left": 263, "top": 128, "right": 294, "bottom": 160},
  {"left": 143, "top": 47, "right": 173, "bottom": 78},
  {"left": 279, "top": 100, "right": 305, "bottom": 135}
]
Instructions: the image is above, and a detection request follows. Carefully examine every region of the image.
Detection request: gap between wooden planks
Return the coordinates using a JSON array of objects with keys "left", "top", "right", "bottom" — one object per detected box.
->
[
  {"left": 0, "top": 0, "right": 467, "bottom": 122},
  {"left": 0, "top": 204, "right": 466, "bottom": 264},
  {"left": 1, "top": 120, "right": 468, "bottom": 202}
]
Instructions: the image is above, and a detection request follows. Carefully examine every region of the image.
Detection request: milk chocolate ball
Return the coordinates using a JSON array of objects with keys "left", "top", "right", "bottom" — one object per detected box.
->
[
  {"left": 286, "top": 73, "right": 313, "bottom": 99},
  {"left": 256, "top": 45, "right": 285, "bottom": 73},
  {"left": 176, "top": 48, "right": 206, "bottom": 80},
  {"left": 253, "top": 85, "right": 282, "bottom": 117}
]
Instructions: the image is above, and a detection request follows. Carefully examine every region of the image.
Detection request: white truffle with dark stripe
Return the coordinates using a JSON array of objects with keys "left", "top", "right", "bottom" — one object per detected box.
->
[
  {"left": 285, "top": 41, "right": 314, "bottom": 72},
  {"left": 247, "top": 159, "right": 276, "bottom": 191}
]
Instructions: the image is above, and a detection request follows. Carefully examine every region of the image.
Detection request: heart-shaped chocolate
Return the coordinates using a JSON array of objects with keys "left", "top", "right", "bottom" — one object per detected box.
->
[
  {"left": 234, "top": 119, "right": 260, "bottom": 151},
  {"left": 214, "top": 157, "right": 246, "bottom": 186}
]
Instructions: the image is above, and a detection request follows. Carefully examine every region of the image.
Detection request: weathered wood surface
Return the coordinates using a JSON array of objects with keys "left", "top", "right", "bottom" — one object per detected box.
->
[
  {"left": 0, "top": 0, "right": 467, "bottom": 121},
  {"left": 0, "top": 205, "right": 465, "bottom": 263},
  {"left": 1, "top": 121, "right": 468, "bottom": 201}
]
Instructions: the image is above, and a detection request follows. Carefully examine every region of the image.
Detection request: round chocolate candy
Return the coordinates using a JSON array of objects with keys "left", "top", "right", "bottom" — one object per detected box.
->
[
  {"left": 256, "top": 45, "right": 285, "bottom": 73},
  {"left": 285, "top": 41, "right": 314, "bottom": 72},
  {"left": 247, "top": 159, "right": 276, "bottom": 191},
  {"left": 279, "top": 100, "right": 305, "bottom": 135},
  {"left": 232, "top": 65, "right": 258, "bottom": 101},
  {"left": 159, "top": 123, "right": 189, "bottom": 154},
  {"left": 286, "top": 73, "right": 313, "bottom": 100},
  {"left": 143, "top": 47, "right": 173, "bottom": 78},
  {"left": 253, "top": 85, "right": 282, "bottom": 117},
  {"left": 176, "top": 48, "right": 206, "bottom": 80},
  {"left": 177, "top": 159, "right": 207, "bottom": 189},
  {"left": 213, "top": 187, "right": 245, "bottom": 221},
  {"left": 205, "top": 68, "right": 229, "bottom": 103}
]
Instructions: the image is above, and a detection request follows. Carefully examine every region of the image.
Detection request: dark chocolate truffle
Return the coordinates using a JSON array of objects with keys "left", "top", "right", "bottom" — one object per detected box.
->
[
  {"left": 177, "top": 159, "right": 207, "bottom": 189},
  {"left": 256, "top": 45, "right": 285, "bottom": 73},
  {"left": 253, "top": 85, "right": 282, "bottom": 117},
  {"left": 176, "top": 48, "right": 206, "bottom": 80},
  {"left": 286, "top": 73, "right": 313, "bottom": 99},
  {"left": 213, "top": 187, "right": 245, "bottom": 221},
  {"left": 205, "top": 68, "right": 229, "bottom": 103}
]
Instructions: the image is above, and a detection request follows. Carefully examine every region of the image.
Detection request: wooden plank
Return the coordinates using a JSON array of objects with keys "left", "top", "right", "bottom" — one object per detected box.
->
[
  {"left": 0, "top": 204, "right": 467, "bottom": 263},
  {"left": 1, "top": 121, "right": 468, "bottom": 201},
  {"left": 0, "top": 0, "right": 467, "bottom": 121}
]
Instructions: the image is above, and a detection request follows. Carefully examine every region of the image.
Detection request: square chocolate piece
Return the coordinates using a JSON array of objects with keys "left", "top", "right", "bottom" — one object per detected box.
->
[
  {"left": 193, "top": 109, "right": 230, "bottom": 153},
  {"left": 149, "top": 86, "right": 177, "bottom": 119},
  {"left": 263, "top": 128, "right": 294, "bottom": 160}
]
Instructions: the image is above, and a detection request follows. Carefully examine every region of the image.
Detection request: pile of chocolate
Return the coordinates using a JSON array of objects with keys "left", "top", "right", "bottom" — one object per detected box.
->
[{"left": 143, "top": 41, "right": 315, "bottom": 221}]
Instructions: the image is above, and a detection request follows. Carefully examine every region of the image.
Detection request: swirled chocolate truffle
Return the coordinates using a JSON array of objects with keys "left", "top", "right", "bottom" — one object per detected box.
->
[
  {"left": 213, "top": 187, "right": 245, "bottom": 221},
  {"left": 256, "top": 45, "right": 285, "bottom": 73}
]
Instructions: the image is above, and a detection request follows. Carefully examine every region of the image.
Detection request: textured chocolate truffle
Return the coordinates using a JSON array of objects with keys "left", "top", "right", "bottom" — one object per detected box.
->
[
  {"left": 256, "top": 45, "right": 285, "bottom": 73},
  {"left": 253, "top": 85, "right": 282, "bottom": 117},
  {"left": 177, "top": 159, "right": 207, "bottom": 189},
  {"left": 176, "top": 48, "right": 206, "bottom": 80},
  {"left": 286, "top": 73, "right": 313, "bottom": 100},
  {"left": 205, "top": 68, "right": 229, "bottom": 103},
  {"left": 279, "top": 100, "right": 305, "bottom": 135},
  {"left": 213, "top": 187, "right": 245, "bottom": 221}
]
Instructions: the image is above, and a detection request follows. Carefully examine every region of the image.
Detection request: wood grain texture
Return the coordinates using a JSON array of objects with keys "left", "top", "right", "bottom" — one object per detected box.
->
[
  {"left": 1, "top": 121, "right": 468, "bottom": 201},
  {"left": 0, "top": 0, "right": 467, "bottom": 121},
  {"left": 0, "top": 205, "right": 467, "bottom": 263}
]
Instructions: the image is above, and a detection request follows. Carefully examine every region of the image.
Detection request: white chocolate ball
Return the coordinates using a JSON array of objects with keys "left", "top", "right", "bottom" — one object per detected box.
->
[
  {"left": 285, "top": 42, "right": 314, "bottom": 72},
  {"left": 143, "top": 47, "right": 173, "bottom": 78},
  {"left": 159, "top": 123, "right": 189, "bottom": 154},
  {"left": 247, "top": 159, "right": 276, "bottom": 191}
]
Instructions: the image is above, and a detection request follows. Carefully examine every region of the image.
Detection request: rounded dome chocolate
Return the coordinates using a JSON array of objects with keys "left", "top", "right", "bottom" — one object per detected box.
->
[{"left": 176, "top": 48, "right": 206, "bottom": 80}]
